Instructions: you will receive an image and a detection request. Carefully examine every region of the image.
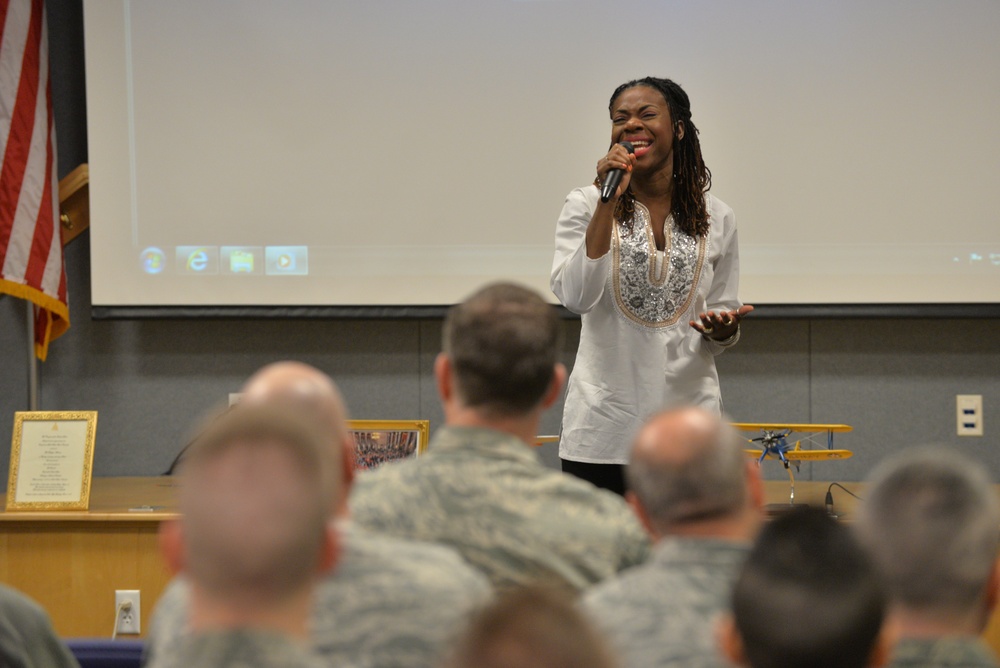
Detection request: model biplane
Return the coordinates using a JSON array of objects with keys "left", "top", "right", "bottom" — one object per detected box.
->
[
  {"left": 732, "top": 423, "right": 853, "bottom": 507},
  {"left": 733, "top": 423, "right": 853, "bottom": 469}
]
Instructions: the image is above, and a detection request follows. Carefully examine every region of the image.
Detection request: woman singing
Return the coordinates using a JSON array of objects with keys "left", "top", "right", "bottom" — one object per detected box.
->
[{"left": 551, "top": 77, "right": 753, "bottom": 495}]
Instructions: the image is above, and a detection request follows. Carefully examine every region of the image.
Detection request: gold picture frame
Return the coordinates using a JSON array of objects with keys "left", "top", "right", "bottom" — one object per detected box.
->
[
  {"left": 349, "top": 419, "right": 429, "bottom": 471},
  {"left": 6, "top": 411, "right": 98, "bottom": 511}
]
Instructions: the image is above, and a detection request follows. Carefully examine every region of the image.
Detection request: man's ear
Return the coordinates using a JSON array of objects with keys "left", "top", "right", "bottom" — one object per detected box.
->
[
  {"left": 984, "top": 556, "right": 1000, "bottom": 619},
  {"left": 317, "top": 522, "right": 341, "bottom": 577},
  {"left": 158, "top": 519, "right": 185, "bottom": 576},
  {"left": 744, "top": 459, "right": 765, "bottom": 512},
  {"left": 340, "top": 434, "right": 357, "bottom": 491},
  {"left": 541, "top": 363, "right": 567, "bottom": 410},
  {"left": 866, "top": 617, "right": 898, "bottom": 668},
  {"left": 434, "top": 353, "right": 452, "bottom": 403},
  {"left": 625, "top": 490, "right": 656, "bottom": 539},
  {"left": 716, "top": 614, "right": 748, "bottom": 667}
]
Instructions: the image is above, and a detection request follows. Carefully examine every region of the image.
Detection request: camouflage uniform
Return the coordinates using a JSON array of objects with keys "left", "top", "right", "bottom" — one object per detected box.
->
[
  {"left": 349, "top": 425, "right": 650, "bottom": 593},
  {"left": 147, "top": 629, "right": 326, "bottom": 668},
  {"left": 147, "top": 524, "right": 492, "bottom": 668},
  {"left": 582, "top": 536, "right": 750, "bottom": 668},
  {"left": 888, "top": 637, "right": 1000, "bottom": 668}
]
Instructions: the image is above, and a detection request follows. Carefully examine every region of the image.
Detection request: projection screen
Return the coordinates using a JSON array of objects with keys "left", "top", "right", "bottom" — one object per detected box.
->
[{"left": 83, "top": 1, "right": 1000, "bottom": 313}]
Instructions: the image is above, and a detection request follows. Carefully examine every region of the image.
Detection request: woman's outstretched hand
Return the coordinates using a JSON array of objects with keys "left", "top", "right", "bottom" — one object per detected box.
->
[{"left": 690, "top": 304, "right": 754, "bottom": 341}]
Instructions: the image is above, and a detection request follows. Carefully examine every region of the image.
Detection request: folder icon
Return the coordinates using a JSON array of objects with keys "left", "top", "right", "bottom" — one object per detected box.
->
[{"left": 230, "top": 250, "right": 255, "bottom": 273}]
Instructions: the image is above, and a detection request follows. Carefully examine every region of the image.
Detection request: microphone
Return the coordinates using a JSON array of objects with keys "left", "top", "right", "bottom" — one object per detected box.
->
[{"left": 600, "top": 141, "right": 635, "bottom": 203}]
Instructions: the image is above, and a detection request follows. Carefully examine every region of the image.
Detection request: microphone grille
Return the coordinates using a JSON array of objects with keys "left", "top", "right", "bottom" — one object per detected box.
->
[{"left": 620, "top": 141, "right": 635, "bottom": 154}]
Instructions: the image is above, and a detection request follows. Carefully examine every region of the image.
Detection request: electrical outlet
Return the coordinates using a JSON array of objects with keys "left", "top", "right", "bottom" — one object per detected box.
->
[
  {"left": 957, "top": 394, "right": 984, "bottom": 437},
  {"left": 115, "top": 590, "right": 141, "bottom": 635}
]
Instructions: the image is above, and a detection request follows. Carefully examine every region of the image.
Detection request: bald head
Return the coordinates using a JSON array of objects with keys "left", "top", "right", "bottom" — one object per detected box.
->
[
  {"left": 242, "top": 362, "right": 348, "bottom": 432},
  {"left": 631, "top": 407, "right": 724, "bottom": 471},
  {"left": 240, "top": 362, "right": 352, "bottom": 508},
  {"left": 626, "top": 407, "right": 752, "bottom": 533}
]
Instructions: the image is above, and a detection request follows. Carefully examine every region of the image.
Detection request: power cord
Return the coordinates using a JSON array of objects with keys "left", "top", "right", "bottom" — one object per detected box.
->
[
  {"left": 825, "top": 481, "right": 863, "bottom": 519},
  {"left": 111, "top": 600, "right": 132, "bottom": 640}
]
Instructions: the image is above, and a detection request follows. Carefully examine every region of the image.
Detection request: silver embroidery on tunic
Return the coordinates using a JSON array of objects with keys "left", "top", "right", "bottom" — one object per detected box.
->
[{"left": 611, "top": 202, "right": 706, "bottom": 329}]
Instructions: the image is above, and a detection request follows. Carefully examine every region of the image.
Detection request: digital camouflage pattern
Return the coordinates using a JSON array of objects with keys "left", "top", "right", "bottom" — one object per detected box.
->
[
  {"left": 350, "top": 425, "right": 650, "bottom": 593},
  {"left": 889, "top": 637, "right": 1000, "bottom": 668},
  {"left": 147, "top": 629, "right": 326, "bottom": 668},
  {"left": 583, "top": 536, "right": 750, "bottom": 668},
  {"left": 147, "top": 524, "right": 492, "bottom": 668}
]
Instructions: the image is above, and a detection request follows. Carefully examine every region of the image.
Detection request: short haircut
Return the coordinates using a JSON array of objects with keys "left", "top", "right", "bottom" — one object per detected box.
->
[
  {"left": 626, "top": 410, "right": 747, "bottom": 529},
  {"left": 856, "top": 446, "right": 1000, "bottom": 615},
  {"left": 179, "top": 403, "right": 337, "bottom": 605},
  {"left": 442, "top": 282, "right": 561, "bottom": 417},
  {"left": 446, "top": 586, "right": 617, "bottom": 668},
  {"left": 732, "top": 507, "right": 886, "bottom": 668}
]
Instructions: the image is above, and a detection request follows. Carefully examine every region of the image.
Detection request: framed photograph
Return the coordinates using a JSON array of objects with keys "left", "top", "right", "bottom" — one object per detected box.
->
[
  {"left": 349, "top": 420, "right": 429, "bottom": 470},
  {"left": 6, "top": 411, "right": 98, "bottom": 511}
]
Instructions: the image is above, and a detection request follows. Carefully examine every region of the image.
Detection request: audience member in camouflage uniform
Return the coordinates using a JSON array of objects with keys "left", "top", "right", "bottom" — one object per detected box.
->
[
  {"left": 856, "top": 447, "right": 1000, "bottom": 668},
  {"left": 152, "top": 524, "right": 491, "bottom": 668},
  {"left": 0, "top": 585, "right": 80, "bottom": 668},
  {"left": 350, "top": 283, "right": 649, "bottom": 593},
  {"left": 582, "top": 406, "right": 764, "bottom": 667},
  {"left": 152, "top": 630, "right": 327, "bottom": 668},
  {"left": 719, "top": 507, "right": 890, "bottom": 668},
  {"left": 151, "top": 403, "right": 340, "bottom": 668},
  {"left": 148, "top": 362, "right": 491, "bottom": 668}
]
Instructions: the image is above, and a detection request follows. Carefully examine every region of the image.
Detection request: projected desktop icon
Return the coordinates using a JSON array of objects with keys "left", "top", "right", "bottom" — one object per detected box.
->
[
  {"left": 221, "top": 246, "right": 263, "bottom": 275},
  {"left": 265, "top": 246, "right": 308, "bottom": 275},
  {"left": 140, "top": 247, "right": 166, "bottom": 275},
  {"left": 176, "top": 246, "right": 219, "bottom": 274},
  {"left": 232, "top": 251, "right": 254, "bottom": 272}
]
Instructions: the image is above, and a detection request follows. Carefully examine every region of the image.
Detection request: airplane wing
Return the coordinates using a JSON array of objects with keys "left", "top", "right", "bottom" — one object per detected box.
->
[
  {"left": 732, "top": 423, "right": 853, "bottom": 433},
  {"left": 782, "top": 449, "right": 853, "bottom": 461},
  {"left": 744, "top": 449, "right": 853, "bottom": 461}
]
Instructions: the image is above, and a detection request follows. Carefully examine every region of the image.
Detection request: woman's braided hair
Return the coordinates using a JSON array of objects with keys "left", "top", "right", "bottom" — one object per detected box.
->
[{"left": 607, "top": 77, "right": 712, "bottom": 237}]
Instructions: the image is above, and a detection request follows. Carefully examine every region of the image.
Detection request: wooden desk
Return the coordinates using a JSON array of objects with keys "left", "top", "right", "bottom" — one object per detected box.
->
[
  {"left": 0, "top": 477, "right": 179, "bottom": 638},
  {"left": 761, "top": 479, "right": 861, "bottom": 516}
]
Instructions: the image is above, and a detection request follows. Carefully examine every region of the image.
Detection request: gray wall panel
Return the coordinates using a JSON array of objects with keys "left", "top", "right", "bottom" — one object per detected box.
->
[
  {"left": 811, "top": 319, "right": 1000, "bottom": 481},
  {"left": 717, "top": 319, "right": 813, "bottom": 482}
]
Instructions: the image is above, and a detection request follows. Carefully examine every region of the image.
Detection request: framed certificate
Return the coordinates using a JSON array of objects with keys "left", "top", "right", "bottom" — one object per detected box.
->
[
  {"left": 349, "top": 419, "right": 429, "bottom": 471},
  {"left": 6, "top": 411, "right": 98, "bottom": 511}
]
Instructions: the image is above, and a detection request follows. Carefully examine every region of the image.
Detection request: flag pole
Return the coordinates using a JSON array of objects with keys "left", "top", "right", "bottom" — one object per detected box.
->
[{"left": 26, "top": 301, "right": 39, "bottom": 410}]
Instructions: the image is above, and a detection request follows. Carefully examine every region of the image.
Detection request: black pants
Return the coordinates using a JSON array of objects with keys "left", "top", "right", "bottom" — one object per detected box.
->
[{"left": 561, "top": 459, "right": 626, "bottom": 497}]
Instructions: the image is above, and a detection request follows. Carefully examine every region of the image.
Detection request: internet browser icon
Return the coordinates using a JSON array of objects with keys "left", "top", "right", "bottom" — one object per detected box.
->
[{"left": 175, "top": 246, "right": 219, "bottom": 274}]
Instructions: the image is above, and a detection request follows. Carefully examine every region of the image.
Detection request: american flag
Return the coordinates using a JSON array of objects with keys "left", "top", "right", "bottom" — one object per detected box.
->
[{"left": 0, "top": 0, "right": 69, "bottom": 361}]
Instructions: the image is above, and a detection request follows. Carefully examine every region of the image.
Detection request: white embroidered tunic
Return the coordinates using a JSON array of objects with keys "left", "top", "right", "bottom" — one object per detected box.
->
[{"left": 551, "top": 186, "right": 744, "bottom": 465}]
